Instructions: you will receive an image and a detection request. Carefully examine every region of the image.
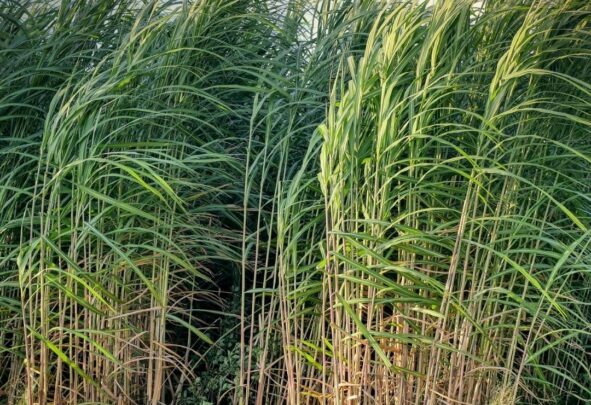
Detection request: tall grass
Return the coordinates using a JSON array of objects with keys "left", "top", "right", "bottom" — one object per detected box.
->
[
  {"left": 278, "top": 2, "right": 591, "bottom": 403},
  {"left": 1, "top": 0, "right": 590, "bottom": 404}
]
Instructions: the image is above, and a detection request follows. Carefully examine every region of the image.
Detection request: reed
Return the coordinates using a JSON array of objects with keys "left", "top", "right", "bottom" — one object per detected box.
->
[{"left": 0, "top": 1, "right": 590, "bottom": 404}]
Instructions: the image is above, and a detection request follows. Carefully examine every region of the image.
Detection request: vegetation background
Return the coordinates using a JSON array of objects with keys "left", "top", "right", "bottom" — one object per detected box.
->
[{"left": 0, "top": 0, "right": 590, "bottom": 404}]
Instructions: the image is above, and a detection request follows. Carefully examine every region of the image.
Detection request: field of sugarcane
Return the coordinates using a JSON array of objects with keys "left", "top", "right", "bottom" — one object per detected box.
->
[{"left": 1, "top": 0, "right": 590, "bottom": 404}]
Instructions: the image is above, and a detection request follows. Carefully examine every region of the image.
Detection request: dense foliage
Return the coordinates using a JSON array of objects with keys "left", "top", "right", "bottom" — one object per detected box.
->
[{"left": 1, "top": 0, "right": 590, "bottom": 404}]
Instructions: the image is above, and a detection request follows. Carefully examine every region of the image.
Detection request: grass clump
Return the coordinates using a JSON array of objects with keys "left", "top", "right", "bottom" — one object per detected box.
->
[{"left": 1, "top": 0, "right": 590, "bottom": 404}]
